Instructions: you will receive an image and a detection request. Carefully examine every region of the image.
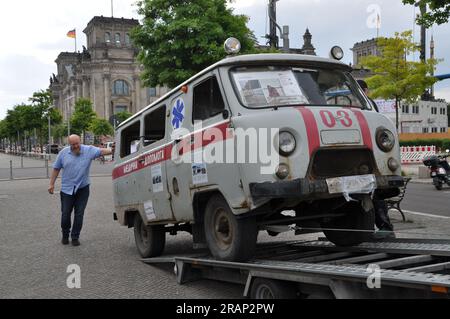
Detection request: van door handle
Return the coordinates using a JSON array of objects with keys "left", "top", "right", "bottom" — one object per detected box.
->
[{"left": 138, "top": 157, "right": 145, "bottom": 164}]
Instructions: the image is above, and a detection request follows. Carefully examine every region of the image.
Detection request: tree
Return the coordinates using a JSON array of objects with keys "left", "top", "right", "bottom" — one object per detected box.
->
[
  {"left": 70, "top": 98, "right": 97, "bottom": 143},
  {"left": 52, "top": 123, "right": 68, "bottom": 144},
  {"left": 403, "top": 0, "right": 450, "bottom": 27},
  {"left": 361, "top": 31, "right": 438, "bottom": 132},
  {"left": 115, "top": 111, "right": 132, "bottom": 125},
  {"left": 90, "top": 118, "right": 114, "bottom": 143},
  {"left": 0, "top": 120, "right": 7, "bottom": 150},
  {"left": 29, "top": 90, "right": 62, "bottom": 145},
  {"left": 132, "top": 0, "right": 258, "bottom": 88}
]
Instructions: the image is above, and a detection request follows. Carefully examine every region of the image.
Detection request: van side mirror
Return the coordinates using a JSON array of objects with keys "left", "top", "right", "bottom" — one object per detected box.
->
[{"left": 222, "top": 110, "right": 229, "bottom": 119}]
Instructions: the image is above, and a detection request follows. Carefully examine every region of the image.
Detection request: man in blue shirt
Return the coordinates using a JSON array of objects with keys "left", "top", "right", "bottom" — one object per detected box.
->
[{"left": 48, "top": 135, "right": 113, "bottom": 246}]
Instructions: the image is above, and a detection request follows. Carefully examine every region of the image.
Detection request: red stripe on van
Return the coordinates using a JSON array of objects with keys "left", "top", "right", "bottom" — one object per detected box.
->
[
  {"left": 112, "top": 144, "right": 173, "bottom": 180},
  {"left": 350, "top": 109, "right": 373, "bottom": 150},
  {"left": 296, "top": 107, "right": 320, "bottom": 156},
  {"left": 112, "top": 121, "right": 231, "bottom": 180}
]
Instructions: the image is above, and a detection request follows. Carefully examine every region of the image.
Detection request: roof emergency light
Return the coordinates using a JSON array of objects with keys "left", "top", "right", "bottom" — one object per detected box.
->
[
  {"left": 224, "top": 37, "right": 241, "bottom": 55},
  {"left": 330, "top": 46, "right": 344, "bottom": 60}
]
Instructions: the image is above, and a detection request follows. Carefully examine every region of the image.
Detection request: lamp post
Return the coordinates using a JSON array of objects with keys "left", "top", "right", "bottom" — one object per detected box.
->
[{"left": 48, "top": 105, "right": 53, "bottom": 149}]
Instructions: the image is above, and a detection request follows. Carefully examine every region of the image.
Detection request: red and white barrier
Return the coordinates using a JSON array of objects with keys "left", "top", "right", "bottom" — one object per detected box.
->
[{"left": 400, "top": 145, "right": 436, "bottom": 164}]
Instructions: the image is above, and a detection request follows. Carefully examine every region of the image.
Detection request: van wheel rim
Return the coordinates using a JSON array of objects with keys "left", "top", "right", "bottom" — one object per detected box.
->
[
  {"left": 255, "top": 284, "right": 274, "bottom": 299},
  {"left": 213, "top": 208, "right": 233, "bottom": 249}
]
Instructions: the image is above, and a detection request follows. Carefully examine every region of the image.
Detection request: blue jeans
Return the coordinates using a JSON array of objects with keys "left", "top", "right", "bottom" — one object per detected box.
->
[{"left": 60, "top": 185, "right": 90, "bottom": 239}]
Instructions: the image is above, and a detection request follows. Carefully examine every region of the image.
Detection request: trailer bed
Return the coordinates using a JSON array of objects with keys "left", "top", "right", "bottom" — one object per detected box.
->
[{"left": 142, "top": 238, "right": 450, "bottom": 299}]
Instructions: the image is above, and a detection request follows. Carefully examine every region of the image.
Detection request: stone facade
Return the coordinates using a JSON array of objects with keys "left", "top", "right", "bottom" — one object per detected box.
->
[
  {"left": 351, "top": 38, "right": 381, "bottom": 67},
  {"left": 49, "top": 16, "right": 168, "bottom": 124}
]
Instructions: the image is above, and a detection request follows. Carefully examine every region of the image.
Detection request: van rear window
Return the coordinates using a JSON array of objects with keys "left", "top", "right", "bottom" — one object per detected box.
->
[
  {"left": 230, "top": 66, "right": 367, "bottom": 109},
  {"left": 120, "top": 121, "right": 141, "bottom": 158},
  {"left": 144, "top": 105, "right": 166, "bottom": 147}
]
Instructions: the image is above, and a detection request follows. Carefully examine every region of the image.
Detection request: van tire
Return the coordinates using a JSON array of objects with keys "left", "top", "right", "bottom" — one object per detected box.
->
[
  {"left": 250, "top": 278, "right": 298, "bottom": 299},
  {"left": 204, "top": 195, "right": 257, "bottom": 261},
  {"left": 133, "top": 214, "right": 165, "bottom": 258},
  {"left": 321, "top": 201, "right": 374, "bottom": 247}
]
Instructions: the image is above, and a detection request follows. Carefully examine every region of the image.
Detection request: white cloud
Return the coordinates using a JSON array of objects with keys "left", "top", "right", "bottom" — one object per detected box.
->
[
  {"left": 0, "top": 0, "right": 138, "bottom": 119},
  {"left": 435, "top": 87, "right": 450, "bottom": 103}
]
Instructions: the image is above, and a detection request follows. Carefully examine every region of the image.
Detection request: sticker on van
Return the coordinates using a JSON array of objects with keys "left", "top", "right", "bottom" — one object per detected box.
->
[
  {"left": 171, "top": 98, "right": 185, "bottom": 129},
  {"left": 151, "top": 164, "right": 163, "bottom": 193},
  {"left": 143, "top": 200, "right": 156, "bottom": 220},
  {"left": 192, "top": 163, "right": 208, "bottom": 185}
]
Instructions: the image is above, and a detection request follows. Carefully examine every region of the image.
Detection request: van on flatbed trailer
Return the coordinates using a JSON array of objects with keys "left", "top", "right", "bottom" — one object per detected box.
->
[{"left": 142, "top": 238, "right": 450, "bottom": 299}]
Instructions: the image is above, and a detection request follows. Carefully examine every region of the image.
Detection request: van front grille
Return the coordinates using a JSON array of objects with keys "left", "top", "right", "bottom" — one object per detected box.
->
[{"left": 309, "top": 148, "right": 377, "bottom": 179}]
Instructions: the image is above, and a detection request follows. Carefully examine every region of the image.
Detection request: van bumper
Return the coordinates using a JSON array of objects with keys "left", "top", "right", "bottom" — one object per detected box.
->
[{"left": 249, "top": 175, "right": 404, "bottom": 201}]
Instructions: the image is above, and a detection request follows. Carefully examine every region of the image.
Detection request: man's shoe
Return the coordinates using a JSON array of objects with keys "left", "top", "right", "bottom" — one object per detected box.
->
[
  {"left": 372, "top": 230, "right": 396, "bottom": 241},
  {"left": 71, "top": 239, "right": 80, "bottom": 246},
  {"left": 62, "top": 238, "right": 69, "bottom": 245}
]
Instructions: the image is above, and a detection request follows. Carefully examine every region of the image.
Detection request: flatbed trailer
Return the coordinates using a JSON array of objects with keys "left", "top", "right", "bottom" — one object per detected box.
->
[{"left": 142, "top": 238, "right": 450, "bottom": 299}]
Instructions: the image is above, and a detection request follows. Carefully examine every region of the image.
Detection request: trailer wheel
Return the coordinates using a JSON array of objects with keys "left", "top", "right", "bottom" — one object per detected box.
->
[
  {"left": 204, "top": 195, "right": 257, "bottom": 261},
  {"left": 134, "top": 214, "right": 165, "bottom": 258},
  {"left": 250, "top": 278, "right": 298, "bottom": 299},
  {"left": 321, "top": 201, "right": 374, "bottom": 247}
]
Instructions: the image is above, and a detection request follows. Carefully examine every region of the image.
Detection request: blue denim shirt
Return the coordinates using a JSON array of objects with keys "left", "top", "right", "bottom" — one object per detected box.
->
[{"left": 53, "top": 145, "right": 101, "bottom": 195}]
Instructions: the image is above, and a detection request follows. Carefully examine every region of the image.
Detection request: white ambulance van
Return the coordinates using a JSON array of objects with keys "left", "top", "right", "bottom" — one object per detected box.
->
[{"left": 112, "top": 40, "right": 403, "bottom": 261}]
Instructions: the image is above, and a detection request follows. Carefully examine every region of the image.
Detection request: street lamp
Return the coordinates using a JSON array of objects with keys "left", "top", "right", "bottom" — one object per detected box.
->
[{"left": 47, "top": 105, "right": 53, "bottom": 153}]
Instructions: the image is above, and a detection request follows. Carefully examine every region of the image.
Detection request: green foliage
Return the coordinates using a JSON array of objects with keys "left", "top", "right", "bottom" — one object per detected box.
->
[
  {"left": 132, "top": 0, "right": 258, "bottom": 88},
  {"left": 0, "top": 89, "right": 64, "bottom": 147},
  {"left": 361, "top": 31, "right": 438, "bottom": 130},
  {"left": 115, "top": 111, "right": 133, "bottom": 125},
  {"left": 90, "top": 118, "right": 114, "bottom": 137},
  {"left": 52, "top": 123, "right": 68, "bottom": 140},
  {"left": 403, "top": 0, "right": 450, "bottom": 27},
  {"left": 0, "top": 120, "right": 7, "bottom": 139},
  {"left": 70, "top": 98, "right": 97, "bottom": 141}
]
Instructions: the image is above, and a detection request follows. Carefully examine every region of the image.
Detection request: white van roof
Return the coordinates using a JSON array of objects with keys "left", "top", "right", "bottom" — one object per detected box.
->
[{"left": 118, "top": 53, "right": 350, "bottom": 129}]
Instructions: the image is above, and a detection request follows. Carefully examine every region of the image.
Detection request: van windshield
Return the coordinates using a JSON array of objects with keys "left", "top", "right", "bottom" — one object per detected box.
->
[{"left": 230, "top": 66, "right": 368, "bottom": 109}]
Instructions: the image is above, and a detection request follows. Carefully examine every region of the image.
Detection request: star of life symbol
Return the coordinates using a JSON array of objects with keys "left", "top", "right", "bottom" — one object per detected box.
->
[{"left": 172, "top": 98, "right": 185, "bottom": 129}]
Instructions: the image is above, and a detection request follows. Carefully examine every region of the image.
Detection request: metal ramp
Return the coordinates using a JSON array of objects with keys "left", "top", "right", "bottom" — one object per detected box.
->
[{"left": 142, "top": 239, "right": 450, "bottom": 299}]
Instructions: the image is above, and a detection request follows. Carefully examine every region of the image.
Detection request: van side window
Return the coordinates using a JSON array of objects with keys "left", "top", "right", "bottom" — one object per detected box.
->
[
  {"left": 144, "top": 105, "right": 166, "bottom": 147},
  {"left": 120, "top": 121, "right": 141, "bottom": 158},
  {"left": 193, "top": 77, "right": 225, "bottom": 122}
]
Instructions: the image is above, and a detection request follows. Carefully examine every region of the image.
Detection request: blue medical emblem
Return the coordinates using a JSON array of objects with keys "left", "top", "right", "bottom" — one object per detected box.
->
[{"left": 172, "top": 99, "right": 185, "bottom": 129}]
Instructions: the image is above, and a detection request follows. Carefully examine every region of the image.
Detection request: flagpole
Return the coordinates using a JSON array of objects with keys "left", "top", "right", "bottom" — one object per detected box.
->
[
  {"left": 111, "top": 0, "right": 114, "bottom": 17},
  {"left": 376, "top": 14, "right": 380, "bottom": 38},
  {"left": 75, "top": 28, "right": 77, "bottom": 52}
]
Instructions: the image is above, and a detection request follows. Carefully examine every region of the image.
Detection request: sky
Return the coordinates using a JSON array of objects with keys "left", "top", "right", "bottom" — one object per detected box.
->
[{"left": 1, "top": 0, "right": 449, "bottom": 120}]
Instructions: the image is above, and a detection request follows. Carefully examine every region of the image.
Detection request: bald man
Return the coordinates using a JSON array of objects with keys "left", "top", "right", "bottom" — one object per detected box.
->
[{"left": 48, "top": 135, "right": 113, "bottom": 246}]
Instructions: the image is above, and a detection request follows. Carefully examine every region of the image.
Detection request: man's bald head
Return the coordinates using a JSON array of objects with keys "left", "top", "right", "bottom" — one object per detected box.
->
[
  {"left": 68, "top": 135, "right": 81, "bottom": 143},
  {"left": 68, "top": 135, "right": 81, "bottom": 155}
]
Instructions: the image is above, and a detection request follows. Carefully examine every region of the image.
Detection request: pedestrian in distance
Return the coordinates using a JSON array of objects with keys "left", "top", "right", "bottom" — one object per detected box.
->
[
  {"left": 48, "top": 134, "right": 114, "bottom": 246},
  {"left": 357, "top": 79, "right": 395, "bottom": 240}
]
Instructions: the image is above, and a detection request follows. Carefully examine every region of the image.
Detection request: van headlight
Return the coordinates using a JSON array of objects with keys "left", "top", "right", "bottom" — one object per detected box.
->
[
  {"left": 279, "top": 131, "right": 296, "bottom": 156},
  {"left": 376, "top": 127, "right": 395, "bottom": 152}
]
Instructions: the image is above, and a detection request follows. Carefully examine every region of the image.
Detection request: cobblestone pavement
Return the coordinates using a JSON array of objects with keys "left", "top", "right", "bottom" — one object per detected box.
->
[
  {"left": 1, "top": 174, "right": 449, "bottom": 299},
  {"left": 0, "top": 177, "right": 244, "bottom": 299}
]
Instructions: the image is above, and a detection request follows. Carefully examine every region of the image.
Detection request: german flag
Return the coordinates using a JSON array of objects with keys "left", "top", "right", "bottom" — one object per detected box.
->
[{"left": 67, "top": 29, "right": 76, "bottom": 38}]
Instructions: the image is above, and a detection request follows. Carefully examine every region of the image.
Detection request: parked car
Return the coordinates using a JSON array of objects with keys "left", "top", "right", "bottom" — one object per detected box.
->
[{"left": 44, "top": 144, "right": 60, "bottom": 154}]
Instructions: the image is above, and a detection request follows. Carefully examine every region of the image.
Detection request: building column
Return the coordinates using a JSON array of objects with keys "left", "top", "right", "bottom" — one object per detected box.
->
[
  {"left": 82, "top": 76, "right": 90, "bottom": 99},
  {"left": 103, "top": 74, "right": 111, "bottom": 120},
  {"left": 90, "top": 75, "right": 97, "bottom": 115},
  {"left": 133, "top": 75, "right": 141, "bottom": 114},
  {"left": 76, "top": 80, "right": 82, "bottom": 101}
]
